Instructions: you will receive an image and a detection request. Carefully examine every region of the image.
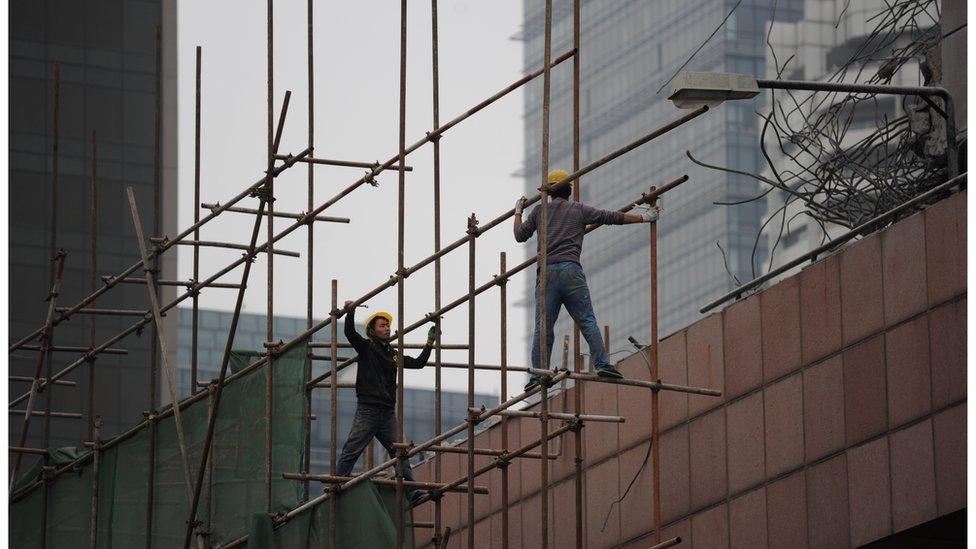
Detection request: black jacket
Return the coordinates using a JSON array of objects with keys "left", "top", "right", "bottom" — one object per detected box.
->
[{"left": 345, "top": 309, "right": 431, "bottom": 408}]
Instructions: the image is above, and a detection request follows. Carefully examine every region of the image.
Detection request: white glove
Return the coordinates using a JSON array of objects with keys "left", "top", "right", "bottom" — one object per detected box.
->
[
  {"left": 639, "top": 205, "right": 662, "bottom": 222},
  {"left": 515, "top": 196, "right": 528, "bottom": 215}
]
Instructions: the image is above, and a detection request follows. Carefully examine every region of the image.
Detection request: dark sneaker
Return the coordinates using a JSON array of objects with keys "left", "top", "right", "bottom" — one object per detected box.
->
[
  {"left": 524, "top": 377, "right": 540, "bottom": 392},
  {"left": 597, "top": 366, "right": 624, "bottom": 379}
]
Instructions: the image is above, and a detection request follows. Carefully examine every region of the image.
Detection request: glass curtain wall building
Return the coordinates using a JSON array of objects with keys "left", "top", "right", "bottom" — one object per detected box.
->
[
  {"left": 8, "top": 0, "right": 177, "bottom": 447},
  {"left": 177, "top": 308, "right": 496, "bottom": 474},
  {"left": 517, "top": 0, "right": 802, "bottom": 357}
]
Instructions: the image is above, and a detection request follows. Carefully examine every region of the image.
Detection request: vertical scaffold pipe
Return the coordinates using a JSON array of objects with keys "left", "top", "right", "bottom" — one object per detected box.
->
[
  {"left": 538, "top": 1, "right": 555, "bottom": 546},
  {"left": 303, "top": 0, "right": 315, "bottom": 504},
  {"left": 265, "top": 0, "right": 276, "bottom": 515},
  {"left": 88, "top": 131, "right": 99, "bottom": 442},
  {"left": 395, "top": 0, "right": 409, "bottom": 545},
  {"left": 192, "top": 46, "right": 202, "bottom": 395},
  {"left": 329, "top": 281, "right": 338, "bottom": 548},
  {"left": 146, "top": 27, "right": 163, "bottom": 547},
  {"left": 466, "top": 214, "right": 478, "bottom": 548},
  {"left": 571, "top": 1, "right": 583, "bottom": 546},
  {"left": 649, "top": 187, "right": 662, "bottom": 544},
  {"left": 430, "top": 1, "right": 444, "bottom": 545},
  {"left": 499, "top": 251, "right": 510, "bottom": 549},
  {"left": 89, "top": 416, "right": 101, "bottom": 549}
]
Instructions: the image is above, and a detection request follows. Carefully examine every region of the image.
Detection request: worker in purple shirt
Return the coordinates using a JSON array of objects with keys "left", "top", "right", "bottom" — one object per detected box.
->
[{"left": 514, "top": 169, "right": 661, "bottom": 390}]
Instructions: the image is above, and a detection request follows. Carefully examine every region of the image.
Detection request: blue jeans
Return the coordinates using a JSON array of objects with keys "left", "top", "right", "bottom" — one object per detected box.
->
[
  {"left": 336, "top": 403, "right": 415, "bottom": 482},
  {"left": 530, "top": 261, "right": 611, "bottom": 379}
]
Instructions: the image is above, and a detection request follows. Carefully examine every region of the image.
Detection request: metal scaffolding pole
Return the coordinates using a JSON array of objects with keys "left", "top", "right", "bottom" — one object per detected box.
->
[
  {"left": 329, "top": 282, "right": 338, "bottom": 548},
  {"left": 395, "top": 1, "right": 409, "bottom": 546},
  {"left": 145, "top": 28, "right": 163, "bottom": 547},
  {"left": 571, "top": 1, "right": 584, "bottom": 546},
  {"left": 88, "top": 131, "right": 98, "bottom": 442},
  {"left": 466, "top": 214, "right": 478, "bottom": 549},
  {"left": 536, "top": 4, "right": 554, "bottom": 544},
  {"left": 88, "top": 416, "right": 101, "bottom": 549},
  {"left": 265, "top": 0, "right": 277, "bottom": 515},
  {"left": 41, "top": 59, "right": 61, "bottom": 547},
  {"left": 499, "top": 252, "right": 510, "bottom": 549},
  {"left": 430, "top": 1, "right": 445, "bottom": 545},
  {"left": 649, "top": 186, "right": 662, "bottom": 544},
  {"left": 192, "top": 46, "right": 202, "bottom": 393},
  {"left": 303, "top": 0, "right": 315, "bottom": 504}
]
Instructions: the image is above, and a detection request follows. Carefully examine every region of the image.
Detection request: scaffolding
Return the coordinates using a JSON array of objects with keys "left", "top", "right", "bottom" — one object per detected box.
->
[{"left": 8, "top": 2, "right": 723, "bottom": 548}]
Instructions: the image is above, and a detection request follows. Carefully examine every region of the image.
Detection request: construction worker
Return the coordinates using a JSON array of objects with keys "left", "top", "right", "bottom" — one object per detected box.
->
[
  {"left": 336, "top": 302, "right": 438, "bottom": 500},
  {"left": 514, "top": 169, "right": 661, "bottom": 390}
]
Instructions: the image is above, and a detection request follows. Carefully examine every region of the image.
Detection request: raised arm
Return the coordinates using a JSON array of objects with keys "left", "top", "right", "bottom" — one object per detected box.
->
[
  {"left": 513, "top": 197, "right": 537, "bottom": 242},
  {"left": 402, "top": 325, "right": 438, "bottom": 369},
  {"left": 343, "top": 302, "right": 367, "bottom": 353}
]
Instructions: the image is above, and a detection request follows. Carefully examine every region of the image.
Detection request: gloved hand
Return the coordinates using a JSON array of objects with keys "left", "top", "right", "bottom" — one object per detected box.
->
[
  {"left": 427, "top": 325, "right": 440, "bottom": 344},
  {"left": 638, "top": 205, "right": 663, "bottom": 222},
  {"left": 514, "top": 196, "right": 528, "bottom": 215}
]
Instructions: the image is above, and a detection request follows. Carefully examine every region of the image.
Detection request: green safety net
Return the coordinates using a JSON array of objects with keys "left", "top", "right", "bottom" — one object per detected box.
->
[
  {"left": 250, "top": 481, "right": 414, "bottom": 549},
  {"left": 10, "top": 348, "right": 308, "bottom": 548}
]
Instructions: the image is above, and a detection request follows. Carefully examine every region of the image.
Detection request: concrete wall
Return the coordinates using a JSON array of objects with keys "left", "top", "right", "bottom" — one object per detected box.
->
[{"left": 410, "top": 189, "right": 966, "bottom": 548}]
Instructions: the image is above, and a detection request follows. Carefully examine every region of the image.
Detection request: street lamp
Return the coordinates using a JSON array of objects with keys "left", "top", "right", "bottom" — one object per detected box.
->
[
  {"left": 667, "top": 71, "right": 760, "bottom": 108},
  {"left": 667, "top": 71, "right": 959, "bottom": 177}
]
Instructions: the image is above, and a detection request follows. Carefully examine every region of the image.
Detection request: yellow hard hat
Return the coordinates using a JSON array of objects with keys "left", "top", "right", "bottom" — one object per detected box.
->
[
  {"left": 548, "top": 169, "right": 569, "bottom": 184},
  {"left": 365, "top": 311, "right": 394, "bottom": 331}
]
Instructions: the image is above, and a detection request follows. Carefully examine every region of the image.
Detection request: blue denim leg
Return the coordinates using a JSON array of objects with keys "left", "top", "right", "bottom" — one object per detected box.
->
[
  {"left": 559, "top": 263, "right": 611, "bottom": 369},
  {"left": 374, "top": 407, "right": 415, "bottom": 482},
  {"left": 336, "top": 404, "right": 381, "bottom": 476},
  {"left": 530, "top": 263, "right": 565, "bottom": 374}
]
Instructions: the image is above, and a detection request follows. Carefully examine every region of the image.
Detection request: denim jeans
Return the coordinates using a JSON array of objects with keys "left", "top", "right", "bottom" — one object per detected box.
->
[
  {"left": 530, "top": 261, "right": 611, "bottom": 379},
  {"left": 336, "top": 403, "right": 415, "bottom": 482}
]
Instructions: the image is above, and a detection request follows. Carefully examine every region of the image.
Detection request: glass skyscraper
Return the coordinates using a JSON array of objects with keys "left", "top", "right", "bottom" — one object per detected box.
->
[{"left": 518, "top": 0, "right": 802, "bottom": 357}]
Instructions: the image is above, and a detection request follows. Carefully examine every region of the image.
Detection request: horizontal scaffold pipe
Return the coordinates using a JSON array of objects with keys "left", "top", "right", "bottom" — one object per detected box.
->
[
  {"left": 200, "top": 202, "right": 350, "bottom": 224},
  {"left": 392, "top": 441, "right": 557, "bottom": 460},
  {"left": 281, "top": 473, "right": 488, "bottom": 494},
  {"left": 527, "top": 368, "right": 722, "bottom": 397},
  {"left": 272, "top": 154, "right": 415, "bottom": 171}
]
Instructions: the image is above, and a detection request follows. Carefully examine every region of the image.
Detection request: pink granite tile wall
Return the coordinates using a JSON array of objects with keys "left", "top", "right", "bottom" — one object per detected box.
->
[{"left": 409, "top": 191, "right": 966, "bottom": 548}]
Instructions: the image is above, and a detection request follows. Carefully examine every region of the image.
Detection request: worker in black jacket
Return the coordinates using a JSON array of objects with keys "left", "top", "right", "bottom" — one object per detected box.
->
[{"left": 335, "top": 303, "right": 437, "bottom": 489}]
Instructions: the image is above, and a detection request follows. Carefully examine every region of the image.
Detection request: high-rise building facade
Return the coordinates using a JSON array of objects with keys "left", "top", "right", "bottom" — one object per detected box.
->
[
  {"left": 8, "top": 0, "right": 178, "bottom": 449},
  {"left": 517, "top": 0, "right": 802, "bottom": 357},
  {"left": 176, "top": 308, "right": 496, "bottom": 473}
]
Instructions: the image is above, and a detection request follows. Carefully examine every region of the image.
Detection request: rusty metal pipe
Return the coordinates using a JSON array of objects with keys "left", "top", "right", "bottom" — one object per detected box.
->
[
  {"left": 149, "top": 238, "right": 301, "bottom": 257},
  {"left": 283, "top": 473, "right": 488, "bottom": 495},
  {"left": 200, "top": 203, "right": 349, "bottom": 224},
  {"left": 273, "top": 153, "right": 414, "bottom": 171}
]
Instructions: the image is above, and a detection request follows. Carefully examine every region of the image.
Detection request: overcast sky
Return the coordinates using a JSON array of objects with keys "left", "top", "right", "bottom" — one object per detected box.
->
[{"left": 177, "top": 1, "right": 531, "bottom": 397}]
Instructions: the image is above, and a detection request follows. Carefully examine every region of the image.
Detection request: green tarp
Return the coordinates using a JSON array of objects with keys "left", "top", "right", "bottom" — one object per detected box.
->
[
  {"left": 256, "top": 481, "right": 414, "bottom": 549},
  {"left": 10, "top": 349, "right": 307, "bottom": 548}
]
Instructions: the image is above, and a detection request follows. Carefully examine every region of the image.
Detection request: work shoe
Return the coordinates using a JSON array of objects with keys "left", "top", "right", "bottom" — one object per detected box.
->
[
  {"left": 596, "top": 366, "right": 624, "bottom": 379},
  {"left": 524, "top": 377, "right": 540, "bottom": 392}
]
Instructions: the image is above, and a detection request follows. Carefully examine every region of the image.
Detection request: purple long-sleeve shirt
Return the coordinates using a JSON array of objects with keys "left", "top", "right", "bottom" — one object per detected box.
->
[{"left": 514, "top": 197, "right": 625, "bottom": 265}]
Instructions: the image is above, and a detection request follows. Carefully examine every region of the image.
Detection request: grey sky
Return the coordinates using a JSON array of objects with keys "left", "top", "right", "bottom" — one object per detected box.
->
[{"left": 176, "top": 1, "right": 532, "bottom": 396}]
